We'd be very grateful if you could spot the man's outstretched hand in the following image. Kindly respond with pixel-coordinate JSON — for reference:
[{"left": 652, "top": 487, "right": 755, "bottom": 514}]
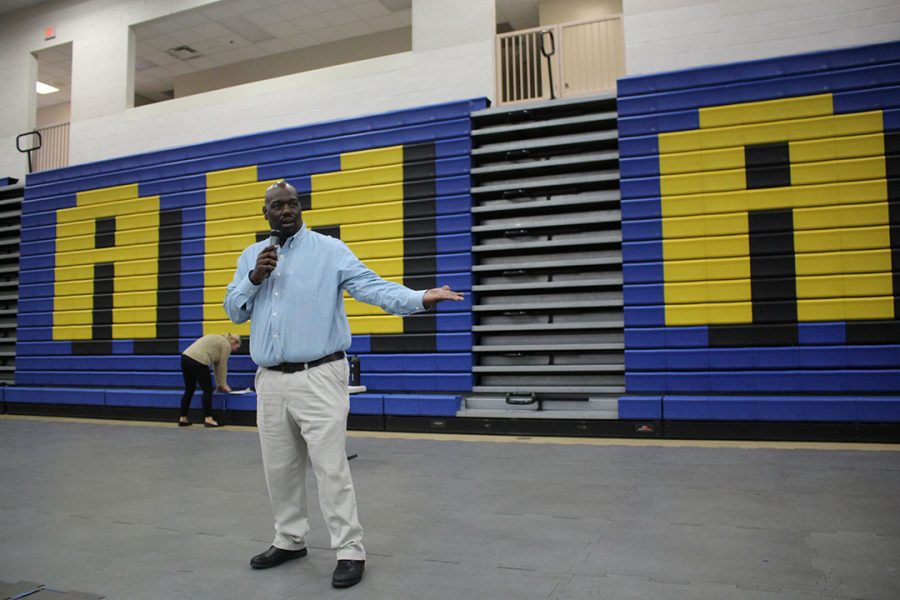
[{"left": 423, "top": 285, "right": 464, "bottom": 308}]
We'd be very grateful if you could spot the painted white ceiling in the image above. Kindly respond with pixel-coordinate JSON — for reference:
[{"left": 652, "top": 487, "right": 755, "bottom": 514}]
[
  {"left": 32, "top": 0, "right": 540, "bottom": 108},
  {"left": 0, "top": 0, "right": 49, "bottom": 15},
  {"left": 35, "top": 41, "right": 71, "bottom": 108}
]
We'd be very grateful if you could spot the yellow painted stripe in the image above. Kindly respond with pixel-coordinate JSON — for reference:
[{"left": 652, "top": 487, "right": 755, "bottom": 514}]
[
  {"left": 206, "top": 179, "right": 275, "bottom": 205},
  {"left": 340, "top": 145, "right": 403, "bottom": 171},
  {"left": 311, "top": 183, "right": 403, "bottom": 209},
  {"left": 791, "top": 132, "right": 885, "bottom": 163},
  {"left": 346, "top": 238, "right": 405, "bottom": 260},
  {"left": 659, "top": 111, "right": 883, "bottom": 155},
  {"left": 55, "top": 275, "right": 159, "bottom": 296},
  {"left": 302, "top": 201, "right": 404, "bottom": 227},
  {"left": 664, "top": 255, "right": 751, "bottom": 283},
  {"left": 798, "top": 296, "right": 895, "bottom": 321},
  {"left": 665, "top": 279, "right": 752, "bottom": 304},
  {"left": 663, "top": 234, "right": 749, "bottom": 261},
  {"left": 794, "top": 225, "right": 891, "bottom": 253},
  {"left": 665, "top": 300, "right": 752, "bottom": 326},
  {"left": 206, "top": 166, "right": 260, "bottom": 189},
  {"left": 659, "top": 132, "right": 887, "bottom": 176},
  {"left": 73, "top": 184, "right": 139, "bottom": 206},
  {"left": 795, "top": 248, "right": 893, "bottom": 276},
  {"left": 662, "top": 180, "right": 888, "bottom": 218},
  {"left": 699, "top": 93, "right": 833, "bottom": 129},
  {"left": 661, "top": 155, "right": 887, "bottom": 197},
  {"left": 312, "top": 163, "right": 403, "bottom": 192},
  {"left": 340, "top": 220, "right": 403, "bottom": 243}
]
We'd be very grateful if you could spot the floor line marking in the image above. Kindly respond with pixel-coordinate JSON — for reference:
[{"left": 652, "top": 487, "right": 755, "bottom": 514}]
[{"left": 2, "top": 414, "right": 898, "bottom": 452}]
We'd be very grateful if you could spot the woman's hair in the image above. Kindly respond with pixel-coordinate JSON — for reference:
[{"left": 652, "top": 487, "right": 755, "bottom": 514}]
[{"left": 223, "top": 333, "right": 241, "bottom": 346}]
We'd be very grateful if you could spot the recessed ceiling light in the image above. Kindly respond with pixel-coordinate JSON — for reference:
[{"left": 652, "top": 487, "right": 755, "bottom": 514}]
[
  {"left": 36, "top": 81, "right": 60, "bottom": 94},
  {"left": 166, "top": 45, "right": 202, "bottom": 60}
]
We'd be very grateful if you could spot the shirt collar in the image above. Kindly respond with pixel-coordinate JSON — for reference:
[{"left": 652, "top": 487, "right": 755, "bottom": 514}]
[{"left": 283, "top": 222, "right": 307, "bottom": 248}]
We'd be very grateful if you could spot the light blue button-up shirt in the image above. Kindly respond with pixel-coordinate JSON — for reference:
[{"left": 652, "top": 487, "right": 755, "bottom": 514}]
[{"left": 224, "top": 224, "right": 426, "bottom": 367}]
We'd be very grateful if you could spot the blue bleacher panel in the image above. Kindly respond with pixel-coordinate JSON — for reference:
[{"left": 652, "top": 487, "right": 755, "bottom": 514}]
[
  {"left": 349, "top": 394, "right": 384, "bottom": 415},
  {"left": 617, "top": 40, "right": 900, "bottom": 422},
  {"left": 617, "top": 395, "right": 662, "bottom": 420},
  {"left": 13, "top": 98, "right": 489, "bottom": 413},
  {"left": 5, "top": 386, "right": 105, "bottom": 405},
  {"left": 382, "top": 394, "right": 461, "bottom": 416}
]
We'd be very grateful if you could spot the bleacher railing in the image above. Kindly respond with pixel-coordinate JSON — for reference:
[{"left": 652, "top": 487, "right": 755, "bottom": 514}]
[
  {"left": 495, "top": 15, "right": 625, "bottom": 106},
  {"left": 32, "top": 122, "right": 70, "bottom": 172}
]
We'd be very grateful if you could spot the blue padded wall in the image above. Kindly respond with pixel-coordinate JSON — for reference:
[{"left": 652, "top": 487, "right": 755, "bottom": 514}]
[
  {"left": 618, "top": 41, "right": 900, "bottom": 421},
  {"left": 14, "top": 99, "right": 486, "bottom": 415}
]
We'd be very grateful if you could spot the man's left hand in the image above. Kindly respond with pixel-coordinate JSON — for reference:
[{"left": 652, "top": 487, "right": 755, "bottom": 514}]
[{"left": 423, "top": 285, "right": 464, "bottom": 307}]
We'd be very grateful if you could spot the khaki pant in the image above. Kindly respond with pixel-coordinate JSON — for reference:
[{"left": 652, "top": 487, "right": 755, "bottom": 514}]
[{"left": 255, "top": 359, "right": 365, "bottom": 560}]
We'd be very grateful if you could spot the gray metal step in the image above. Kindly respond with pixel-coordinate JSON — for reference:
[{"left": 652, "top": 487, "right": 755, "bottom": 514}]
[
  {"left": 473, "top": 365, "right": 623, "bottom": 373},
  {"left": 473, "top": 235, "right": 621, "bottom": 255},
  {"left": 471, "top": 131, "right": 617, "bottom": 158},
  {"left": 456, "top": 408, "right": 620, "bottom": 419},
  {"left": 470, "top": 151, "right": 618, "bottom": 179},
  {"left": 472, "top": 112, "right": 617, "bottom": 141},
  {"left": 473, "top": 343, "right": 623, "bottom": 352},
  {"left": 473, "top": 321, "right": 623, "bottom": 333},
  {"left": 472, "top": 190, "right": 620, "bottom": 215},
  {"left": 472, "top": 213, "right": 619, "bottom": 234},
  {"left": 471, "top": 384, "right": 625, "bottom": 394},
  {"left": 471, "top": 92, "right": 617, "bottom": 123},
  {"left": 472, "top": 256, "right": 620, "bottom": 273},
  {"left": 471, "top": 171, "right": 618, "bottom": 196},
  {"left": 472, "top": 300, "right": 621, "bottom": 313},
  {"left": 472, "top": 277, "right": 621, "bottom": 293}
]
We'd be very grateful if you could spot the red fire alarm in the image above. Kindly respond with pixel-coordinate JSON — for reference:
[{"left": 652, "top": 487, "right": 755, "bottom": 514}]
[{"left": 44, "top": 26, "right": 55, "bottom": 41}]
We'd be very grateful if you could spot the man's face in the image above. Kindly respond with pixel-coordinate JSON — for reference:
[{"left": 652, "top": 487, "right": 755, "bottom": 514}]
[{"left": 263, "top": 185, "right": 302, "bottom": 238}]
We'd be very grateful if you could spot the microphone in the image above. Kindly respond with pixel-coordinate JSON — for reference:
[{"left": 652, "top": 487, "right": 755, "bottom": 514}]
[
  {"left": 262, "top": 229, "right": 283, "bottom": 281},
  {"left": 267, "top": 229, "right": 283, "bottom": 248}
]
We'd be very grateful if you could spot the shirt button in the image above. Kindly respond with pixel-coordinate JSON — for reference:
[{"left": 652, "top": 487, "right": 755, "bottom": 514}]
[{"left": 274, "top": 292, "right": 279, "bottom": 297}]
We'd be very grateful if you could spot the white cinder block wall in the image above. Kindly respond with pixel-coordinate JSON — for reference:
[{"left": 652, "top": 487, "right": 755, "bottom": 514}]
[
  {"left": 0, "top": 0, "right": 496, "bottom": 180},
  {"left": 4, "top": 0, "right": 898, "bottom": 179},
  {"left": 624, "top": 0, "right": 900, "bottom": 75}
]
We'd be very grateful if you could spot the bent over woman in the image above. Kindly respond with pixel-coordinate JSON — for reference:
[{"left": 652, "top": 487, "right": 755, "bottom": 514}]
[{"left": 178, "top": 333, "right": 241, "bottom": 427}]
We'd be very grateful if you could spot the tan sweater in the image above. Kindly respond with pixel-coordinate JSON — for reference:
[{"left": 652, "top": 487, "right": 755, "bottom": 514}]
[{"left": 183, "top": 334, "right": 232, "bottom": 388}]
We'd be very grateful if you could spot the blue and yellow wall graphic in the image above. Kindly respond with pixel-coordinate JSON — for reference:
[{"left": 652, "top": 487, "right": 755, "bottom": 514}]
[
  {"left": 618, "top": 41, "right": 900, "bottom": 421},
  {"left": 13, "top": 100, "right": 486, "bottom": 414}
]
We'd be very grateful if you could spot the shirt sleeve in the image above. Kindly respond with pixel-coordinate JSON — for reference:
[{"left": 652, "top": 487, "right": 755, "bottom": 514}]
[
  {"left": 224, "top": 247, "right": 261, "bottom": 324},
  {"left": 337, "top": 241, "right": 426, "bottom": 316}
]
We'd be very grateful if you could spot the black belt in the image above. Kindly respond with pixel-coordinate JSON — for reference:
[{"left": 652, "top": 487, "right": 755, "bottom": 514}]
[{"left": 266, "top": 351, "right": 345, "bottom": 373}]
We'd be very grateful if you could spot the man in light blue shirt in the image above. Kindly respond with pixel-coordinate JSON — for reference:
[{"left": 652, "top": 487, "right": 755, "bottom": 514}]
[{"left": 224, "top": 180, "right": 462, "bottom": 588}]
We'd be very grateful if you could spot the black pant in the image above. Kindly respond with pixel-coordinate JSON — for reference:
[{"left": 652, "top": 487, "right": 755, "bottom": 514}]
[{"left": 180, "top": 355, "right": 214, "bottom": 417}]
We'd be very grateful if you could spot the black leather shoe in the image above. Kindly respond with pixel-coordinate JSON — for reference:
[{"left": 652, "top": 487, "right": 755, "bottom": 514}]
[
  {"left": 332, "top": 559, "right": 365, "bottom": 588},
  {"left": 249, "top": 545, "right": 307, "bottom": 569}
]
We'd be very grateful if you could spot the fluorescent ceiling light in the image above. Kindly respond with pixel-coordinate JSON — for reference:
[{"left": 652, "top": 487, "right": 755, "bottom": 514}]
[{"left": 36, "top": 81, "right": 59, "bottom": 94}]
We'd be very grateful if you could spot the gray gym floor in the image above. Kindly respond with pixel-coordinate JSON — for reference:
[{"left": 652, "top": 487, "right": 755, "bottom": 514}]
[{"left": 1, "top": 415, "right": 898, "bottom": 600}]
